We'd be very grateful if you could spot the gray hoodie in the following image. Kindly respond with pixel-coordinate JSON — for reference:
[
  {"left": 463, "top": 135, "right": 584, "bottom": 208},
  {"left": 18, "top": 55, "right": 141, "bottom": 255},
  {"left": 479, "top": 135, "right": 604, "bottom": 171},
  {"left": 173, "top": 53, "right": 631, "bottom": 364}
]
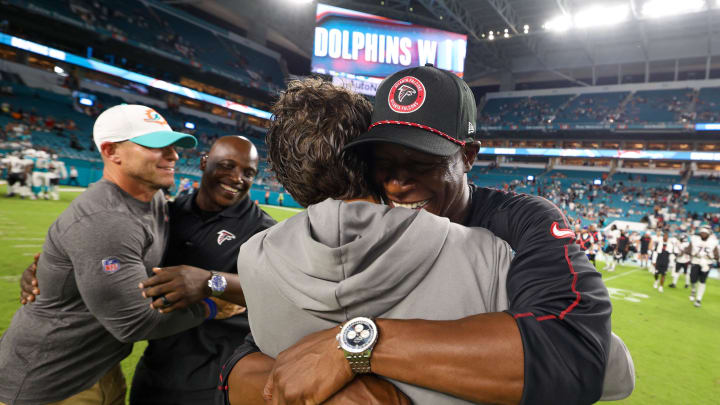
[
  {"left": 237, "top": 199, "right": 634, "bottom": 404},
  {"left": 238, "top": 199, "right": 510, "bottom": 404}
]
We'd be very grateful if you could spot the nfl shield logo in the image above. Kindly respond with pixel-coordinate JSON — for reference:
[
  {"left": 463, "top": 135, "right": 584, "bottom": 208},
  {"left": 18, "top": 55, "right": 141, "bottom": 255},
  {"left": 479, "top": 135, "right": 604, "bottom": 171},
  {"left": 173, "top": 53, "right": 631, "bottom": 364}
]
[{"left": 101, "top": 257, "right": 120, "bottom": 274}]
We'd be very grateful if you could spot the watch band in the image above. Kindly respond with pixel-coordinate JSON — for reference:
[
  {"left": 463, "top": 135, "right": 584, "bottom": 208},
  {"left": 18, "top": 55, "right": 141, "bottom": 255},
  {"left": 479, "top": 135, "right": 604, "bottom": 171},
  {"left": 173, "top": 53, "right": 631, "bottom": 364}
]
[{"left": 345, "top": 350, "right": 372, "bottom": 374}]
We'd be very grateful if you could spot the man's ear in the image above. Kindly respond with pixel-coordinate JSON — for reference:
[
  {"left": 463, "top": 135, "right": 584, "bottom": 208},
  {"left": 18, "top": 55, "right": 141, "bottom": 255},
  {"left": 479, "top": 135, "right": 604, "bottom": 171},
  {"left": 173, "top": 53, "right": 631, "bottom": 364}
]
[
  {"left": 200, "top": 154, "right": 208, "bottom": 171},
  {"left": 100, "top": 142, "right": 121, "bottom": 164},
  {"left": 462, "top": 140, "right": 480, "bottom": 172}
]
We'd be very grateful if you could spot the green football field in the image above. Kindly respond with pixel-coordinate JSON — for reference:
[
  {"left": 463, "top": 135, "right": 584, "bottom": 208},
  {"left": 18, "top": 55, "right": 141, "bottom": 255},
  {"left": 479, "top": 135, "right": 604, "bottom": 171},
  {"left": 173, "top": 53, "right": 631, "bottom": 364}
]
[{"left": 1, "top": 185, "right": 718, "bottom": 404}]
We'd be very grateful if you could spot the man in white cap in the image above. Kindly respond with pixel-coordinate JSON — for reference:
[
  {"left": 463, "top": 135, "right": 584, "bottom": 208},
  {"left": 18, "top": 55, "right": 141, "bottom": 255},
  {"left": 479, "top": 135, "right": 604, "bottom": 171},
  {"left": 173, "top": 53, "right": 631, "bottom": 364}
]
[
  {"left": 0, "top": 105, "right": 218, "bottom": 405},
  {"left": 688, "top": 226, "right": 719, "bottom": 307}
]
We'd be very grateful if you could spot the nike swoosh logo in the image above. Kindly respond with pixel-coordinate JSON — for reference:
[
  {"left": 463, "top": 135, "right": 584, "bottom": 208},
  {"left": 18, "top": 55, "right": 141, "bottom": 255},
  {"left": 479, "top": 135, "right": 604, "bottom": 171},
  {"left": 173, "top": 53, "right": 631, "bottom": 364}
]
[{"left": 550, "top": 222, "right": 575, "bottom": 239}]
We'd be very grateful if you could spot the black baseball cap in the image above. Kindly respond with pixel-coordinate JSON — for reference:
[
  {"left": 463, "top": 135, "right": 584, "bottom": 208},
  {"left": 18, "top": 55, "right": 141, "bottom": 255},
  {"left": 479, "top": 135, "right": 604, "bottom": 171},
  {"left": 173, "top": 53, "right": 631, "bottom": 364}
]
[{"left": 345, "top": 64, "right": 477, "bottom": 156}]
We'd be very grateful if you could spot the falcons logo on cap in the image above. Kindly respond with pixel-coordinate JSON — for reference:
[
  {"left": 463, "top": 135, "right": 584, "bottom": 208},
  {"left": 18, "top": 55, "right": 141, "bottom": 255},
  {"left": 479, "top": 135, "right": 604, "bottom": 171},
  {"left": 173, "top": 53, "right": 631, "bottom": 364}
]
[
  {"left": 217, "top": 230, "right": 236, "bottom": 246},
  {"left": 397, "top": 85, "right": 417, "bottom": 103}
]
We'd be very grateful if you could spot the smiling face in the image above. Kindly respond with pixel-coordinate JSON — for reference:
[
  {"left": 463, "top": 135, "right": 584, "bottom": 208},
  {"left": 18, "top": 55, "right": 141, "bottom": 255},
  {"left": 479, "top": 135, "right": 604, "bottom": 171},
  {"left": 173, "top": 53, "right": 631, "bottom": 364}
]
[
  {"left": 370, "top": 142, "right": 474, "bottom": 224},
  {"left": 197, "top": 136, "right": 258, "bottom": 212},
  {"left": 116, "top": 141, "right": 178, "bottom": 190}
]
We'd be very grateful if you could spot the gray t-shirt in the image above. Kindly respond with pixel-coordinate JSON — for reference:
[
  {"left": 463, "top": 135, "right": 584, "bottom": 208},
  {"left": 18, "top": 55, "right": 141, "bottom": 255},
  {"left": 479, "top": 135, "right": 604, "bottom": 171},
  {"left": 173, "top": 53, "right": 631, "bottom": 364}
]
[{"left": 0, "top": 179, "right": 205, "bottom": 405}]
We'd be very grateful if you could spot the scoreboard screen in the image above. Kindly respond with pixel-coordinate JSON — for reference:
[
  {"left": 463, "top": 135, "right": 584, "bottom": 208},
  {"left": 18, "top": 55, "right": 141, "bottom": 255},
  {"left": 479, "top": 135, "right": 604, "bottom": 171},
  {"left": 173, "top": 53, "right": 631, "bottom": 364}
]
[{"left": 312, "top": 4, "right": 467, "bottom": 82}]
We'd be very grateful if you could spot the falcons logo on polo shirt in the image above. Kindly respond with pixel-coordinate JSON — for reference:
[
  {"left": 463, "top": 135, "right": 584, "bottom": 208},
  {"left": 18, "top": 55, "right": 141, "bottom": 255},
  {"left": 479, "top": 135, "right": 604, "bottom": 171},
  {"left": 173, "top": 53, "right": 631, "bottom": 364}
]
[{"left": 217, "top": 230, "right": 236, "bottom": 246}]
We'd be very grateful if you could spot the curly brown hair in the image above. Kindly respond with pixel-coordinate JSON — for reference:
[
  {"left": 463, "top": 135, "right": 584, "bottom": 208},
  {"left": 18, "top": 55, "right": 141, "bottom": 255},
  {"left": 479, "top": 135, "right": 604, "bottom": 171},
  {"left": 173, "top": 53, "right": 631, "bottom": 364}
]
[{"left": 266, "top": 78, "right": 374, "bottom": 207}]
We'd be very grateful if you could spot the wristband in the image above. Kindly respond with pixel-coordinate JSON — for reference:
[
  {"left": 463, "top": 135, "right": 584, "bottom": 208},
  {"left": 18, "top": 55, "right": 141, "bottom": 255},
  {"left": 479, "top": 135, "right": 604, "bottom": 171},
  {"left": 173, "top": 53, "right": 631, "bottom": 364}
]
[{"left": 203, "top": 297, "right": 218, "bottom": 320}]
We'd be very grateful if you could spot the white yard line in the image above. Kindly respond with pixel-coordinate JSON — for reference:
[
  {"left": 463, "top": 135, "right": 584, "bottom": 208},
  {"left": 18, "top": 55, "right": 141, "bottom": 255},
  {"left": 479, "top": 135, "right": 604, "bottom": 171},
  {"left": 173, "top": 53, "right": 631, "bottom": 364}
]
[
  {"left": 1, "top": 237, "right": 44, "bottom": 241},
  {"left": 603, "top": 269, "right": 641, "bottom": 282},
  {"left": 259, "top": 204, "right": 303, "bottom": 213},
  {"left": 59, "top": 187, "right": 86, "bottom": 192}
]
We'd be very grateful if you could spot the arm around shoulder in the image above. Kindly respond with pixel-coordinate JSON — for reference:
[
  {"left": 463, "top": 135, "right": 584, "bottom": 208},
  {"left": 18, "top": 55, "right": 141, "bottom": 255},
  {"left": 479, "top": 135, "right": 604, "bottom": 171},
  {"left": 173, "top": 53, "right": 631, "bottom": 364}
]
[{"left": 64, "top": 213, "right": 205, "bottom": 342}]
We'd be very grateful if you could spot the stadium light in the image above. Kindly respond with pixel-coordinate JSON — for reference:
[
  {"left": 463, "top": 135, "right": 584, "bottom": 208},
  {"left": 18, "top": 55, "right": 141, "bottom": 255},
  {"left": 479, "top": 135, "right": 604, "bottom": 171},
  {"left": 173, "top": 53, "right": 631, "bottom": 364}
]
[
  {"left": 488, "top": 32, "right": 495, "bottom": 40},
  {"left": 184, "top": 121, "right": 196, "bottom": 130},
  {"left": 574, "top": 4, "right": 629, "bottom": 28},
  {"left": 78, "top": 97, "right": 94, "bottom": 106},
  {"left": 642, "top": 0, "right": 705, "bottom": 19},
  {"left": 543, "top": 15, "right": 572, "bottom": 32},
  {"left": 53, "top": 66, "right": 67, "bottom": 77}
]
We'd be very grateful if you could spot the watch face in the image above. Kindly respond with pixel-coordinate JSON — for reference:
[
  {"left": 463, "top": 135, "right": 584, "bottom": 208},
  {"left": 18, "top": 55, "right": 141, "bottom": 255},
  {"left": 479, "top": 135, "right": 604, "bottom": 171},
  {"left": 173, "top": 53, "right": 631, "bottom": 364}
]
[
  {"left": 340, "top": 318, "right": 377, "bottom": 353},
  {"left": 211, "top": 275, "right": 227, "bottom": 291}
]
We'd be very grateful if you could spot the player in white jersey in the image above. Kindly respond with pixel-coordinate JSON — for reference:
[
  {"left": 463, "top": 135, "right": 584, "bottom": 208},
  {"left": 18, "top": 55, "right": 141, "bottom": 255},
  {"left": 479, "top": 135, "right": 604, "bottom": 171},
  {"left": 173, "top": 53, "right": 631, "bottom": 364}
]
[
  {"left": 1, "top": 153, "right": 18, "bottom": 196},
  {"left": 669, "top": 234, "right": 691, "bottom": 289},
  {"left": 651, "top": 233, "right": 676, "bottom": 293},
  {"left": 32, "top": 150, "right": 51, "bottom": 199},
  {"left": 603, "top": 224, "right": 621, "bottom": 271},
  {"left": 12, "top": 149, "right": 36, "bottom": 199},
  {"left": 628, "top": 231, "right": 641, "bottom": 266},
  {"left": 21, "top": 149, "right": 38, "bottom": 199},
  {"left": 688, "top": 227, "right": 719, "bottom": 307},
  {"left": 47, "top": 155, "right": 68, "bottom": 200}
]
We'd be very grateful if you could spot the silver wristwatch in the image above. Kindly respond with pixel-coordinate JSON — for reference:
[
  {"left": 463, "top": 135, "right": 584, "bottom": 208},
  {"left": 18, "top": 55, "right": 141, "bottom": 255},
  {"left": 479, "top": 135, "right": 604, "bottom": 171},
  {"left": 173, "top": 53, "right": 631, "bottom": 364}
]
[
  {"left": 207, "top": 271, "right": 227, "bottom": 297},
  {"left": 336, "top": 317, "right": 378, "bottom": 374}
]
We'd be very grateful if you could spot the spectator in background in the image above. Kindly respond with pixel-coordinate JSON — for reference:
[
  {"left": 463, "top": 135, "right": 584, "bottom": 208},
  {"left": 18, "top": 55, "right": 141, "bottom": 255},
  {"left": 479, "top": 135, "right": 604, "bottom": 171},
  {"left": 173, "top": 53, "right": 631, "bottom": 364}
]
[{"left": 44, "top": 116, "right": 55, "bottom": 132}]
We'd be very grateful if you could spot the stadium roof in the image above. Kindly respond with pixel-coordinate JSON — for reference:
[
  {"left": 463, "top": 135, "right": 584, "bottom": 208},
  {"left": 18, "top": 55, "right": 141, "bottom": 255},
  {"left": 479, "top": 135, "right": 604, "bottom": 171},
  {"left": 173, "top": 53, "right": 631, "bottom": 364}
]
[{"left": 188, "top": 0, "right": 720, "bottom": 87}]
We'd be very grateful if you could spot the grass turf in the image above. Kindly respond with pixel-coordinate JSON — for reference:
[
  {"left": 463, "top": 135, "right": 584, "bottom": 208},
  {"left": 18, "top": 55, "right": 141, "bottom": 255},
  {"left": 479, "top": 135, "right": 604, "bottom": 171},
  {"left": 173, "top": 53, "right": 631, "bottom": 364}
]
[{"left": 0, "top": 185, "right": 718, "bottom": 404}]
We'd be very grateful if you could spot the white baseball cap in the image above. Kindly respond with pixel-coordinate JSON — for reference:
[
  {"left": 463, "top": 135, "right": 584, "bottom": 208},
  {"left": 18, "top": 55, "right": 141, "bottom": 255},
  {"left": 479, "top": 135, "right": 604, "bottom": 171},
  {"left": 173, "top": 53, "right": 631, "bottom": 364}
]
[{"left": 93, "top": 104, "right": 197, "bottom": 152}]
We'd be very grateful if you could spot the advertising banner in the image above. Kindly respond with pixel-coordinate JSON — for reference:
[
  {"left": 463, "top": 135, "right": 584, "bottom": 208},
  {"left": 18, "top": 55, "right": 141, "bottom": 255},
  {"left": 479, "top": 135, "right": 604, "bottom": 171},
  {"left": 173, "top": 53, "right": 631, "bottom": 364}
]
[{"left": 478, "top": 147, "right": 720, "bottom": 161}]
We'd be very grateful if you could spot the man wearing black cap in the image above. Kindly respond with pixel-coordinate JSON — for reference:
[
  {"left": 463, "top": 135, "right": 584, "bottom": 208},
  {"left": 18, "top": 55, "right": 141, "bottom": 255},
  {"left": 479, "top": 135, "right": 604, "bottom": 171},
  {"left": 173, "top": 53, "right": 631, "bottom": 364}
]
[{"left": 230, "top": 66, "right": 616, "bottom": 405}]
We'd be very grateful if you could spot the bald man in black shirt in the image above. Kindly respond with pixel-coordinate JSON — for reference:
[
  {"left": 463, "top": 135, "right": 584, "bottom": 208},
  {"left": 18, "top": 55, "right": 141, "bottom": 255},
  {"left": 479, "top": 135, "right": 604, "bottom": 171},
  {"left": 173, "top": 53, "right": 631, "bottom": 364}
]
[{"left": 131, "top": 136, "right": 276, "bottom": 405}]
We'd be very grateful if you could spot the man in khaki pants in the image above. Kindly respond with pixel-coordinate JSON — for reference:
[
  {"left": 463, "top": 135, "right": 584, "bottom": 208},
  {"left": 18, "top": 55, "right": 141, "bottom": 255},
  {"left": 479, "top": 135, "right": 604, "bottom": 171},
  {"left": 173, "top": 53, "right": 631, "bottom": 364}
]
[
  {"left": 0, "top": 105, "right": 213, "bottom": 405},
  {"left": 38, "top": 366, "right": 126, "bottom": 405}
]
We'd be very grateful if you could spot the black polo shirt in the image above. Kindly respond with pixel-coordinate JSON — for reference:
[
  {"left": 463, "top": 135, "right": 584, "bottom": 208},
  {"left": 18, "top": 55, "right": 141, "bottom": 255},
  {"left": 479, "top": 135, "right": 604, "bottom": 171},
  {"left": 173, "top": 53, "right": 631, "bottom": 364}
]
[{"left": 130, "top": 193, "right": 276, "bottom": 405}]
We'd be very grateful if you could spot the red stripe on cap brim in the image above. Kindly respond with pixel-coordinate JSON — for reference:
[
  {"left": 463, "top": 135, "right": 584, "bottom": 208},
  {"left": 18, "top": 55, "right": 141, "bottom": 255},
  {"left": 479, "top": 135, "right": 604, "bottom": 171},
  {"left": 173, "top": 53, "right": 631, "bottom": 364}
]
[{"left": 369, "top": 121, "right": 465, "bottom": 147}]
